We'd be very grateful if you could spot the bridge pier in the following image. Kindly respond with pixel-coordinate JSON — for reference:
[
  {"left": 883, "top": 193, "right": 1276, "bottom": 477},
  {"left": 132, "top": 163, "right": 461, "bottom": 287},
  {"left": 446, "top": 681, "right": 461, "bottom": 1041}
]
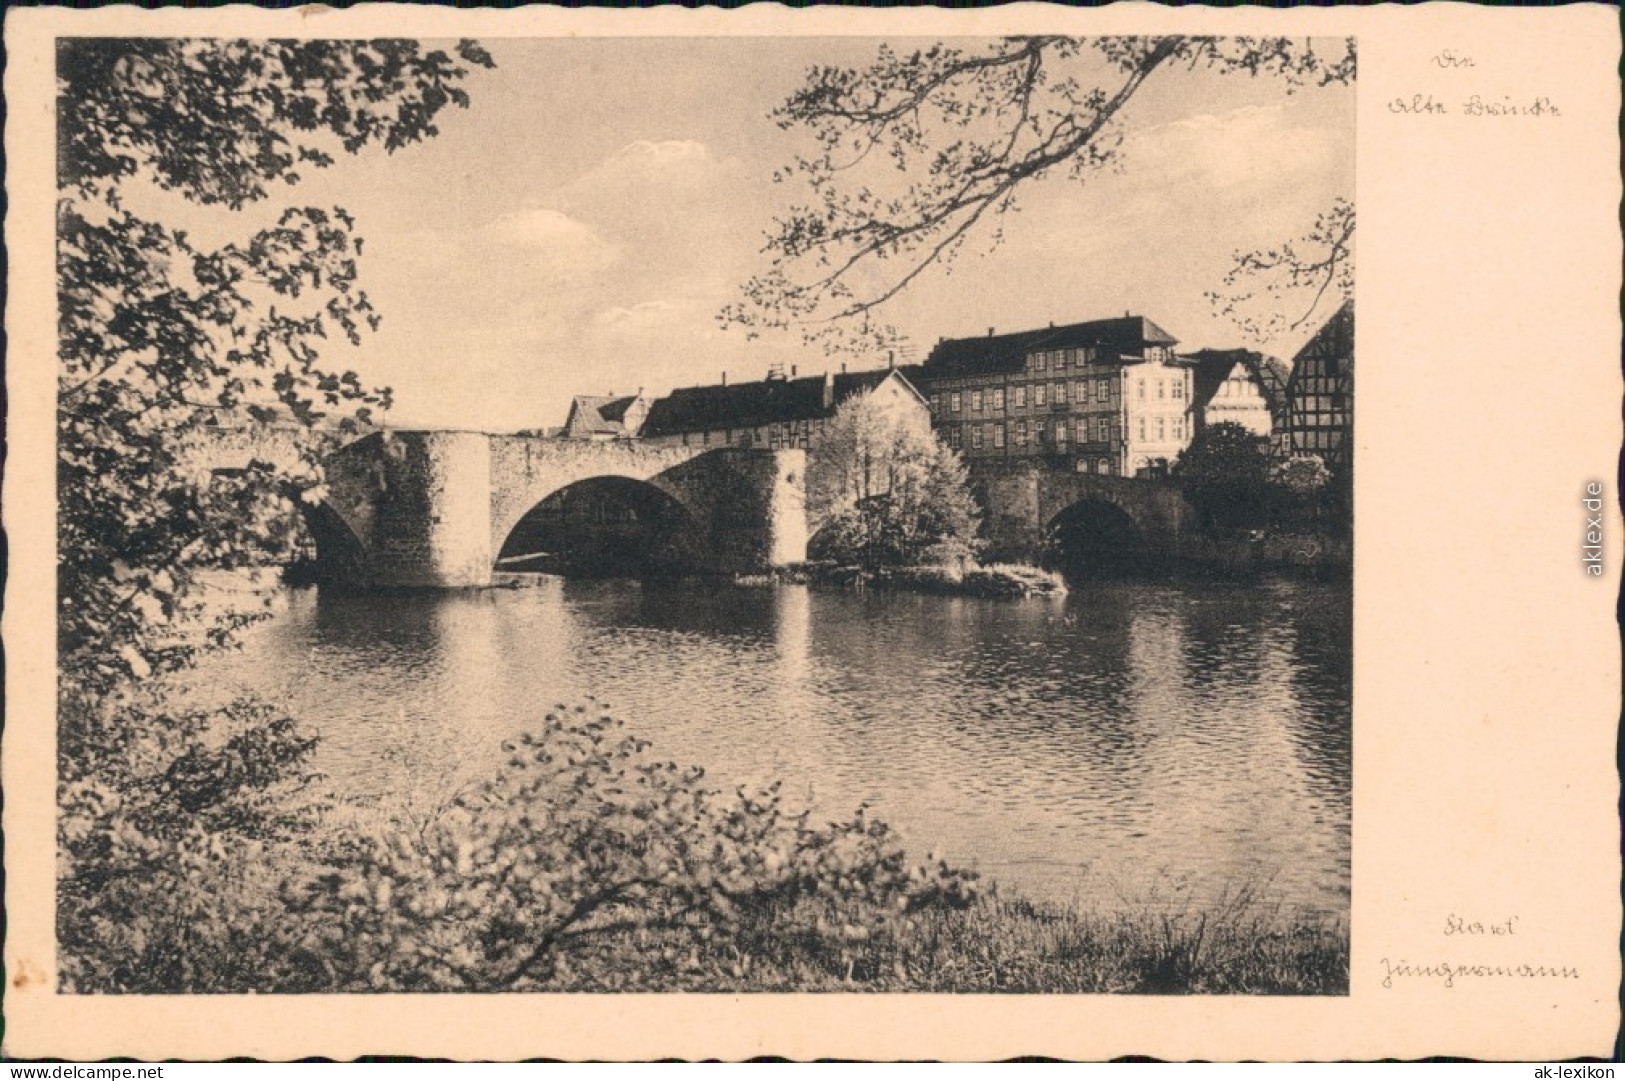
[{"left": 364, "top": 430, "right": 495, "bottom": 588}]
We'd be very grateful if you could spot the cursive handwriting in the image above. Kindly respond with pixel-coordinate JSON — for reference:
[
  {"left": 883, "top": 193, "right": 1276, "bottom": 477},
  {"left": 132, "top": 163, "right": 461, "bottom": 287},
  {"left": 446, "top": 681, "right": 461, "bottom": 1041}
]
[
  {"left": 1380, "top": 957, "right": 1579, "bottom": 989},
  {"left": 1444, "top": 912, "right": 1518, "bottom": 936},
  {"left": 1433, "top": 49, "right": 1476, "bottom": 69},
  {"left": 1387, "top": 94, "right": 1561, "bottom": 118}
]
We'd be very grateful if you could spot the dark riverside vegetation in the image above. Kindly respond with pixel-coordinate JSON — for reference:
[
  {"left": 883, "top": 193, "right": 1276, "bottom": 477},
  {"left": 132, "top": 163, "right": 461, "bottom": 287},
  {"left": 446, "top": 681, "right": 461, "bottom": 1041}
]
[
  {"left": 60, "top": 697, "right": 1347, "bottom": 994},
  {"left": 740, "top": 560, "right": 1069, "bottom": 598}
]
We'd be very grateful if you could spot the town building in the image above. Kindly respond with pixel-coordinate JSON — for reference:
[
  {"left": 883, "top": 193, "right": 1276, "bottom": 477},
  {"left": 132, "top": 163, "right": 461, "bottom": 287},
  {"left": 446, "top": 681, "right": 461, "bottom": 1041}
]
[
  {"left": 1283, "top": 300, "right": 1354, "bottom": 471},
  {"left": 559, "top": 393, "right": 649, "bottom": 441},
  {"left": 639, "top": 366, "right": 929, "bottom": 451},
  {"left": 916, "top": 315, "right": 1196, "bottom": 477},
  {"left": 1186, "top": 348, "right": 1292, "bottom": 441}
]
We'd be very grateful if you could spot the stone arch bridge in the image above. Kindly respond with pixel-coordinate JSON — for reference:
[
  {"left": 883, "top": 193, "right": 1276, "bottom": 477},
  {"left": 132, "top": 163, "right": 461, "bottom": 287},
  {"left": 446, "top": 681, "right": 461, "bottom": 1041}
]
[
  {"left": 202, "top": 427, "right": 808, "bottom": 588},
  {"left": 968, "top": 461, "right": 1196, "bottom": 566}
]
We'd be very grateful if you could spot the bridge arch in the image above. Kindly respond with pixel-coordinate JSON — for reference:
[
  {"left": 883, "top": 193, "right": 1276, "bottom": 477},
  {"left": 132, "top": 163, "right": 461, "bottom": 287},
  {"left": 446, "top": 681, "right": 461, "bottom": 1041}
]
[
  {"left": 291, "top": 500, "right": 370, "bottom": 585},
  {"left": 494, "top": 475, "right": 701, "bottom": 576},
  {"left": 1043, "top": 497, "right": 1149, "bottom": 581}
]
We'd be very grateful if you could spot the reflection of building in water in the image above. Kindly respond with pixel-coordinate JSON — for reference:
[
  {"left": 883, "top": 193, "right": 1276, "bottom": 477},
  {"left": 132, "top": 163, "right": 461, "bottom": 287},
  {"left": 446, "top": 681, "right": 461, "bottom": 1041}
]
[{"left": 1283, "top": 300, "right": 1355, "bottom": 470}]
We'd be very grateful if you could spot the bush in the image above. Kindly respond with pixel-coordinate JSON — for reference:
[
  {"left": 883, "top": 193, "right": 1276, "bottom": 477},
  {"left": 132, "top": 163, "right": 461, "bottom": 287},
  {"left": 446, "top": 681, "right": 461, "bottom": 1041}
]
[
  {"left": 273, "top": 701, "right": 979, "bottom": 992},
  {"left": 961, "top": 563, "right": 1068, "bottom": 598}
]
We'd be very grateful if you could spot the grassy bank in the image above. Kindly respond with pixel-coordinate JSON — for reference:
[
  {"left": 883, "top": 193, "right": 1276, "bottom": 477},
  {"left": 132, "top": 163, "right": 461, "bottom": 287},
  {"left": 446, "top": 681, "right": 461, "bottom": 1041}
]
[{"left": 526, "top": 892, "right": 1348, "bottom": 994}]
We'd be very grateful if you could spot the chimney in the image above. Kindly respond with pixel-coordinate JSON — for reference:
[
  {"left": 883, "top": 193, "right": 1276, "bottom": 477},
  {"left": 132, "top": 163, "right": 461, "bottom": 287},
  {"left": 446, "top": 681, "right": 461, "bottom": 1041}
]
[
  {"left": 721, "top": 371, "right": 727, "bottom": 386},
  {"left": 822, "top": 371, "right": 835, "bottom": 410},
  {"left": 840, "top": 362, "right": 847, "bottom": 374},
  {"left": 791, "top": 364, "right": 798, "bottom": 377},
  {"left": 886, "top": 350, "right": 895, "bottom": 370},
  {"left": 988, "top": 327, "right": 995, "bottom": 337}
]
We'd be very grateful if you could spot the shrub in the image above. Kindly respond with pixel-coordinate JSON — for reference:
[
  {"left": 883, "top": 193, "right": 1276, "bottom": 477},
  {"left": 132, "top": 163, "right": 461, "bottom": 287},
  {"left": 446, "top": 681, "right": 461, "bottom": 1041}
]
[{"left": 276, "top": 701, "right": 979, "bottom": 991}]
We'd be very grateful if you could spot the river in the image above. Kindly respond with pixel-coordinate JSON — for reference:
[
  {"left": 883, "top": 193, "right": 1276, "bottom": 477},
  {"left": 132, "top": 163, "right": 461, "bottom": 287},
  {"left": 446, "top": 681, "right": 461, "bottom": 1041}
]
[{"left": 199, "top": 575, "right": 1351, "bottom": 918}]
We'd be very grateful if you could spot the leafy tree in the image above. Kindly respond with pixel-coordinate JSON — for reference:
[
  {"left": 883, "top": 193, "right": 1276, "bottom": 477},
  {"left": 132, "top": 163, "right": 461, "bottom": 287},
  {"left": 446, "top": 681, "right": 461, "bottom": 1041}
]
[
  {"left": 1171, "top": 421, "right": 1272, "bottom": 531},
  {"left": 723, "top": 35, "right": 1355, "bottom": 353},
  {"left": 1268, "top": 452, "right": 1335, "bottom": 527},
  {"left": 807, "top": 393, "right": 981, "bottom": 568},
  {"left": 56, "top": 37, "right": 494, "bottom": 990},
  {"left": 1208, "top": 198, "right": 1355, "bottom": 343}
]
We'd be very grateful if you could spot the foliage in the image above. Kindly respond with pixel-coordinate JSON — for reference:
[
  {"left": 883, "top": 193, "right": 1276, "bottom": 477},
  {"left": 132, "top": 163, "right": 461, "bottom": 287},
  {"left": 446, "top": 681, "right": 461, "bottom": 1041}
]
[
  {"left": 1171, "top": 421, "right": 1273, "bottom": 531},
  {"left": 1208, "top": 198, "right": 1355, "bottom": 343},
  {"left": 273, "top": 703, "right": 979, "bottom": 992},
  {"left": 723, "top": 35, "right": 1355, "bottom": 353},
  {"left": 1271, "top": 453, "right": 1332, "bottom": 497},
  {"left": 807, "top": 392, "right": 982, "bottom": 567},
  {"left": 56, "top": 37, "right": 493, "bottom": 987}
]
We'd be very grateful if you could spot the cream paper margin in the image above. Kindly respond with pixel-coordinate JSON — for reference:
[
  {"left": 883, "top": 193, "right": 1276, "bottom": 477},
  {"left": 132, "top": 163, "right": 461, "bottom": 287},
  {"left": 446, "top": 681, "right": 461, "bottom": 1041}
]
[{"left": 4, "top": 2, "right": 1620, "bottom": 1062}]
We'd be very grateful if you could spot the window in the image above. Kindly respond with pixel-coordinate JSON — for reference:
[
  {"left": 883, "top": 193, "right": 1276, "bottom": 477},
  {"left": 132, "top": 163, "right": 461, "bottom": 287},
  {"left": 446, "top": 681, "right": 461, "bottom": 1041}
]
[
  {"left": 1053, "top": 350, "right": 1066, "bottom": 370},
  {"left": 1014, "top": 385, "right": 1026, "bottom": 408},
  {"left": 1052, "top": 383, "right": 1064, "bottom": 407},
  {"left": 932, "top": 394, "right": 943, "bottom": 414},
  {"left": 971, "top": 389, "right": 983, "bottom": 412},
  {"left": 993, "top": 424, "right": 1006, "bottom": 449},
  {"left": 681, "top": 432, "right": 691, "bottom": 447},
  {"left": 950, "top": 392, "right": 962, "bottom": 413},
  {"left": 1157, "top": 380, "right": 1165, "bottom": 399},
  {"left": 1172, "top": 379, "right": 1184, "bottom": 400},
  {"left": 724, "top": 429, "right": 733, "bottom": 445},
  {"left": 1096, "top": 418, "right": 1110, "bottom": 442},
  {"left": 1138, "top": 417, "right": 1147, "bottom": 440},
  {"left": 1074, "top": 417, "right": 1087, "bottom": 443},
  {"left": 1015, "top": 419, "right": 1028, "bottom": 446},
  {"left": 1173, "top": 418, "right": 1183, "bottom": 440},
  {"left": 1096, "top": 379, "right": 1109, "bottom": 403},
  {"left": 1030, "top": 352, "right": 1046, "bottom": 371},
  {"left": 1034, "top": 383, "right": 1047, "bottom": 407},
  {"left": 992, "top": 388, "right": 1006, "bottom": 411},
  {"left": 1055, "top": 420, "right": 1068, "bottom": 446},
  {"left": 1137, "top": 379, "right": 1146, "bottom": 401},
  {"left": 1072, "top": 381, "right": 1085, "bottom": 404},
  {"left": 1157, "top": 417, "right": 1166, "bottom": 441},
  {"left": 1096, "top": 459, "right": 1110, "bottom": 475},
  {"left": 971, "top": 426, "right": 983, "bottom": 450}
]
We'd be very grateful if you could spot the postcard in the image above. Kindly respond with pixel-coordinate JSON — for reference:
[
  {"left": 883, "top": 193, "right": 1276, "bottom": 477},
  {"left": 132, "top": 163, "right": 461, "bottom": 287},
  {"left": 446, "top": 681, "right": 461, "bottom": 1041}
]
[{"left": 4, "top": 2, "right": 1619, "bottom": 1062}]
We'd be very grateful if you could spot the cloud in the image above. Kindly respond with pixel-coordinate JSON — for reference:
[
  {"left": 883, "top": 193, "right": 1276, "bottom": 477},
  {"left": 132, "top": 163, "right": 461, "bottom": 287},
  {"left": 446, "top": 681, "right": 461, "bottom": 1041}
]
[
  {"left": 1126, "top": 105, "right": 1344, "bottom": 190},
  {"left": 560, "top": 139, "right": 737, "bottom": 203}
]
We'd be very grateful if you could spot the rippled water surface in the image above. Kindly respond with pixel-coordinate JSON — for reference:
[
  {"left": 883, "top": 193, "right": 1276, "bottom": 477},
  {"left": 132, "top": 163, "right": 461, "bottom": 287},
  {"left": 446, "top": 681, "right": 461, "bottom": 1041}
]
[{"left": 203, "top": 576, "right": 1351, "bottom": 915}]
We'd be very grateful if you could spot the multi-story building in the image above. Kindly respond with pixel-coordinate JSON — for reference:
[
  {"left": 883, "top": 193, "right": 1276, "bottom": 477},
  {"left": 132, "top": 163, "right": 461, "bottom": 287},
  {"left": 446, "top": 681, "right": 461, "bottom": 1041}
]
[
  {"left": 1187, "top": 348, "right": 1291, "bottom": 441},
  {"left": 1283, "top": 300, "right": 1354, "bottom": 471},
  {"left": 917, "top": 315, "right": 1196, "bottom": 477},
  {"left": 639, "top": 366, "right": 928, "bottom": 451},
  {"left": 559, "top": 393, "right": 649, "bottom": 441}
]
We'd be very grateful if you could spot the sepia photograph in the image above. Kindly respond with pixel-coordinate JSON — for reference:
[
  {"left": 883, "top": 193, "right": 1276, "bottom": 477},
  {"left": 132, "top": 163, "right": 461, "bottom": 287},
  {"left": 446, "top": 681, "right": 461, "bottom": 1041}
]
[
  {"left": 9, "top": 1, "right": 1619, "bottom": 1062},
  {"left": 52, "top": 31, "right": 1356, "bottom": 996}
]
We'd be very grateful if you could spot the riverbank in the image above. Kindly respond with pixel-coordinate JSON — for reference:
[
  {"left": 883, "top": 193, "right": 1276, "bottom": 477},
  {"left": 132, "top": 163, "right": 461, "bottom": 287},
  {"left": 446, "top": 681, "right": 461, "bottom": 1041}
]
[
  {"left": 484, "top": 890, "right": 1348, "bottom": 994},
  {"left": 741, "top": 560, "right": 1068, "bottom": 598}
]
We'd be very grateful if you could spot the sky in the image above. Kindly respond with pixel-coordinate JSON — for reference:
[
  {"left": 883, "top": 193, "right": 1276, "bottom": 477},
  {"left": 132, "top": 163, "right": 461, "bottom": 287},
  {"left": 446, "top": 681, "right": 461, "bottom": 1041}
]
[{"left": 149, "top": 37, "right": 1354, "bottom": 432}]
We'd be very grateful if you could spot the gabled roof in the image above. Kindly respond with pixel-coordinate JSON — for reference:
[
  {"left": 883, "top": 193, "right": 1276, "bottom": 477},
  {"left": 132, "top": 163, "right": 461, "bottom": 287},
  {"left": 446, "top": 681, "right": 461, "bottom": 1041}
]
[
  {"left": 923, "top": 315, "right": 1181, "bottom": 379},
  {"left": 641, "top": 367, "right": 922, "bottom": 437},
  {"left": 1286, "top": 299, "right": 1355, "bottom": 394},
  {"left": 1187, "top": 348, "right": 1292, "bottom": 419},
  {"left": 564, "top": 394, "right": 643, "bottom": 437}
]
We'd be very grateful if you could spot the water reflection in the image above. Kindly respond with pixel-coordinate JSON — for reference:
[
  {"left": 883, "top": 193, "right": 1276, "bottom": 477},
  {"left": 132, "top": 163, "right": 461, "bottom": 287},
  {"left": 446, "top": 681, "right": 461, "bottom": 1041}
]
[{"left": 198, "top": 575, "right": 1352, "bottom": 917}]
